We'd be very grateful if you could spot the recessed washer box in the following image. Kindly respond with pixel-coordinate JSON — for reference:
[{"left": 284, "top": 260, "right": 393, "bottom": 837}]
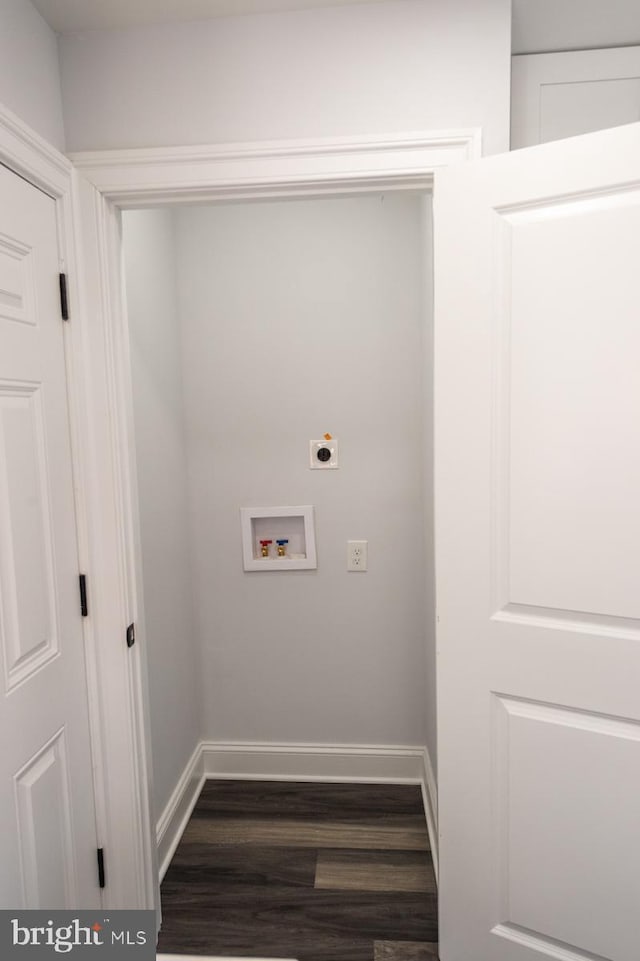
[{"left": 240, "top": 506, "right": 317, "bottom": 571}]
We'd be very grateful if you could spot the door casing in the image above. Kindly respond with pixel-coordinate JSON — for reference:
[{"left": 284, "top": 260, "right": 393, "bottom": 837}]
[{"left": 5, "top": 118, "right": 480, "bottom": 913}]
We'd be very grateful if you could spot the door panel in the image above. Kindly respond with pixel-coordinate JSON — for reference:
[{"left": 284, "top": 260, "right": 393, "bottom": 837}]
[
  {"left": 0, "top": 164, "right": 99, "bottom": 909},
  {"left": 0, "top": 383, "right": 58, "bottom": 688},
  {"left": 505, "top": 195, "right": 640, "bottom": 620},
  {"left": 434, "top": 123, "right": 640, "bottom": 960},
  {"left": 493, "top": 696, "right": 640, "bottom": 960},
  {"left": 14, "top": 729, "right": 76, "bottom": 908},
  {"left": 0, "top": 232, "right": 35, "bottom": 325}
]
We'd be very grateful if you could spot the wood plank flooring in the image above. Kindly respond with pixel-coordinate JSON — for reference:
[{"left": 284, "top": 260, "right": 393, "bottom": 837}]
[{"left": 157, "top": 780, "right": 438, "bottom": 961}]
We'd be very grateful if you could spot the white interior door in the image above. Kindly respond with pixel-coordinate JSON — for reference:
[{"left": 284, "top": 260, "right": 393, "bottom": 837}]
[
  {"left": 0, "top": 163, "right": 100, "bottom": 908},
  {"left": 511, "top": 46, "right": 640, "bottom": 148},
  {"left": 434, "top": 122, "right": 640, "bottom": 961}
]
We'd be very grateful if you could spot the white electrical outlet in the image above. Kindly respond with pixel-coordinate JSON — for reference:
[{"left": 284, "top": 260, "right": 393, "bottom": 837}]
[{"left": 347, "top": 540, "right": 368, "bottom": 572}]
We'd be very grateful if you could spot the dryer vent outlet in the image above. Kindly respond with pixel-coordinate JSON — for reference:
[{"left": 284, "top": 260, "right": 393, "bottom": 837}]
[{"left": 310, "top": 438, "right": 339, "bottom": 469}]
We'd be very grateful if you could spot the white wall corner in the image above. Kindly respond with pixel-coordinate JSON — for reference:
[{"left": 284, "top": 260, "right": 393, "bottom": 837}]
[{"left": 156, "top": 744, "right": 205, "bottom": 881}]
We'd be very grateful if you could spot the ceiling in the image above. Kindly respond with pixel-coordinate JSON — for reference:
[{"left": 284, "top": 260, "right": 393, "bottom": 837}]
[
  {"left": 32, "top": 0, "right": 640, "bottom": 50},
  {"left": 32, "top": 0, "right": 397, "bottom": 33}
]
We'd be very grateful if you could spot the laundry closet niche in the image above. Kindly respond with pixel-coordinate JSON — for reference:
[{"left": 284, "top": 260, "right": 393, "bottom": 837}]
[{"left": 122, "top": 193, "right": 435, "bottom": 833}]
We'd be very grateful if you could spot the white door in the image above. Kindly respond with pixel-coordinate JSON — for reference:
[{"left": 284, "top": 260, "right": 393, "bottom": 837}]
[
  {"left": 0, "top": 164, "right": 100, "bottom": 908},
  {"left": 434, "top": 121, "right": 640, "bottom": 961}
]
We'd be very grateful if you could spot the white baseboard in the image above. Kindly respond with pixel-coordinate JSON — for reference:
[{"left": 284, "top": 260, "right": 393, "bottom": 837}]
[
  {"left": 201, "top": 741, "right": 426, "bottom": 782},
  {"left": 420, "top": 747, "right": 439, "bottom": 883},
  {"left": 156, "top": 744, "right": 205, "bottom": 881},
  {"left": 156, "top": 740, "right": 438, "bottom": 884}
]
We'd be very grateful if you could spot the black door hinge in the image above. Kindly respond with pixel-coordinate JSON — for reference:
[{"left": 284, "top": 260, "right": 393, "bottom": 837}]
[
  {"left": 126, "top": 623, "right": 136, "bottom": 648},
  {"left": 59, "top": 273, "right": 69, "bottom": 321},
  {"left": 96, "top": 848, "right": 105, "bottom": 889},
  {"left": 79, "top": 574, "right": 88, "bottom": 617}
]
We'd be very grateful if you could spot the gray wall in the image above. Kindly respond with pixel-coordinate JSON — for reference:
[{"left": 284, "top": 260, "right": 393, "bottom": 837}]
[
  {"left": 59, "top": 0, "right": 511, "bottom": 154},
  {"left": 0, "top": 0, "right": 65, "bottom": 149},
  {"left": 123, "top": 209, "right": 201, "bottom": 821},
  {"left": 175, "top": 194, "right": 431, "bottom": 748}
]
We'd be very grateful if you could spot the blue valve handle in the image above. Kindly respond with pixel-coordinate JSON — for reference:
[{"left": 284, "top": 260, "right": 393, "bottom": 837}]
[{"left": 276, "top": 539, "right": 289, "bottom": 545}]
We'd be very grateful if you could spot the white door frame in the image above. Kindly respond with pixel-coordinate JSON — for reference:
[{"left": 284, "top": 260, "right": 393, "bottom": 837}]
[
  {"left": 0, "top": 105, "right": 109, "bottom": 904},
  {"left": 67, "top": 126, "right": 480, "bottom": 911}
]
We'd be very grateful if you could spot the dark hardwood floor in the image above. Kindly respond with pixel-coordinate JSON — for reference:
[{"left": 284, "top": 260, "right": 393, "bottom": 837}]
[{"left": 157, "top": 780, "right": 438, "bottom": 960}]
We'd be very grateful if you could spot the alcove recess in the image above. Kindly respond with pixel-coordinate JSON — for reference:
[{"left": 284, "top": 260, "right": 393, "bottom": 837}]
[{"left": 240, "top": 506, "right": 317, "bottom": 571}]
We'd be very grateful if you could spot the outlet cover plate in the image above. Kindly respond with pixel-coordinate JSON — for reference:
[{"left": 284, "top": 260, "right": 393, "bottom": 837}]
[
  {"left": 310, "top": 438, "right": 339, "bottom": 469},
  {"left": 347, "top": 540, "right": 368, "bottom": 571}
]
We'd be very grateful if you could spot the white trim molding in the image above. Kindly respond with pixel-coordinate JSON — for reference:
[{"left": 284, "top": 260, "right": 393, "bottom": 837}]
[
  {"left": 201, "top": 741, "right": 427, "bottom": 782},
  {"left": 71, "top": 127, "right": 468, "bottom": 914},
  {"left": 71, "top": 128, "right": 481, "bottom": 205},
  {"left": 157, "top": 746, "right": 205, "bottom": 881},
  {"left": 0, "top": 102, "right": 71, "bottom": 192},
  {"left": 421, "top": 747, "right": 439, "bottom": 882}
]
